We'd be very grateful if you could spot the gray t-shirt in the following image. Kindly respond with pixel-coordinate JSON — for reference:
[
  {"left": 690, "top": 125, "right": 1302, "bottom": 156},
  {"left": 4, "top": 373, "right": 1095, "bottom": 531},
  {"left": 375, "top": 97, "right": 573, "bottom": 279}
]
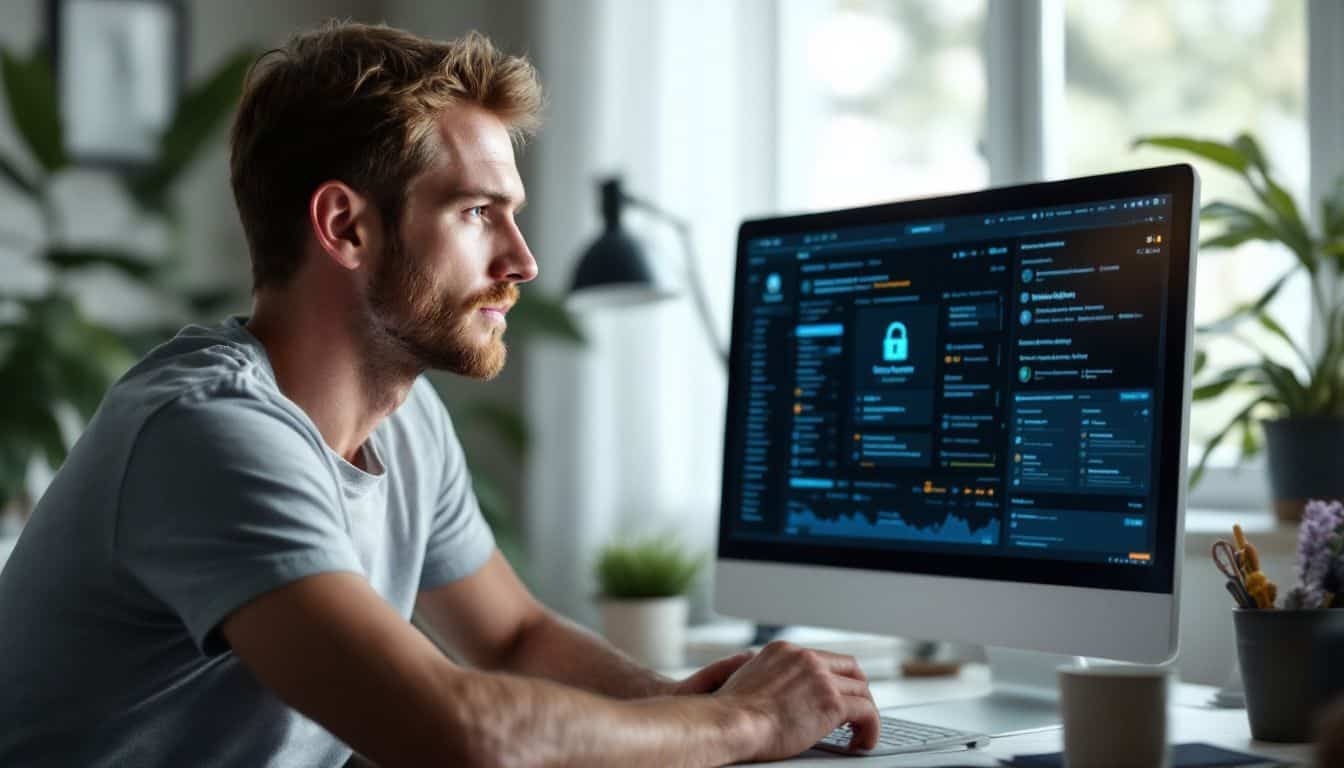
[{"left": 0, "top": 318, "right": 496, "bottom": 766}]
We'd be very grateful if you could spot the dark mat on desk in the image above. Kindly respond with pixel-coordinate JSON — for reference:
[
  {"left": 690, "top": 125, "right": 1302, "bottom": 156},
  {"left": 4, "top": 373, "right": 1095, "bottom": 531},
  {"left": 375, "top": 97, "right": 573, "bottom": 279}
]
[{"left": 1002, "top": 742, "right": 1291, "bottom": 767}]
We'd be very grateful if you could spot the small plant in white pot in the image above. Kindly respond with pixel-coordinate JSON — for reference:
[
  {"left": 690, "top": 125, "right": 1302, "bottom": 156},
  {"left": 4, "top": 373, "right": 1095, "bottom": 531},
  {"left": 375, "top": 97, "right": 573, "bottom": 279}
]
[{"left": 595, "top": 536, "right": 704, "bottom": 670}]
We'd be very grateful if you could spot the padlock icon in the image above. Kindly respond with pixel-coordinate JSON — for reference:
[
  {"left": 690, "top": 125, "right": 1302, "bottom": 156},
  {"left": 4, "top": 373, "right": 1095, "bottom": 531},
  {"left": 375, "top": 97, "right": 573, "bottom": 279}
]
[{"left": 883, "top": 321, "right": 909, "bottom": 362}]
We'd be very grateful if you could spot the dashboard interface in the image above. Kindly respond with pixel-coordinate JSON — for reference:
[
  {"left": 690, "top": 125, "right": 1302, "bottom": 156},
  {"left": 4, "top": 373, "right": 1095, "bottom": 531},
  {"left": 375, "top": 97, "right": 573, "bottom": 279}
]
[{"left": 719, "top": 168, "right": 1196, "bottom": 592}]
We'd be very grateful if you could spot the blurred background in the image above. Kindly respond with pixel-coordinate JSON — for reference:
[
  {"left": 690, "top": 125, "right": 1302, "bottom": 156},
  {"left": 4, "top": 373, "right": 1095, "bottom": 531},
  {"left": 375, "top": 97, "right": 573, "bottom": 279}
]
[{"left": 1, "top": 0, "right": 1341, "bottom": 688}]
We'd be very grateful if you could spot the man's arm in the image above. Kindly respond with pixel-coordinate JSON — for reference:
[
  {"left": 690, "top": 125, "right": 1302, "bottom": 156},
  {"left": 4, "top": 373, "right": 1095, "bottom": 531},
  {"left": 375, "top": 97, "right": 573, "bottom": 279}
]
[
  {"left": 223, "top": 570, "right": 880, "bottom": 767},
  {"left": 417, "top": 551, "right": 741, "bottom": 698}
]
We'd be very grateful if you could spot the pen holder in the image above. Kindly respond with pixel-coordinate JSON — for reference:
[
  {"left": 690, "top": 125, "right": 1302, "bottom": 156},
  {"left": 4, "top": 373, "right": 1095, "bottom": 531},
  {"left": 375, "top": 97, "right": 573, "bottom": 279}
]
[{"left": 1234, "top": 608, "right": 1344, "bottom": 742}]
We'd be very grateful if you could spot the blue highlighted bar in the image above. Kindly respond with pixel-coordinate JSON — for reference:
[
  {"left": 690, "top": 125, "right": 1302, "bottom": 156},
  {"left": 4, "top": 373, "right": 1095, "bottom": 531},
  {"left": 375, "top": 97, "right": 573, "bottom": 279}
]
[
  {"left": 789, "top": 477, "right": 835, "bottom": 489},
  {"left": 1014, "top": 393, "right": 1076, "bottom": 402},
  {"left": 796, "top": 323, "right": 845, "bottom": 338},
  {"left": 1119, "top": 391, "right": 1152, "bottom": 401},
  {"left": 906, "top": 222, "right": 945, "bottom": 235}
]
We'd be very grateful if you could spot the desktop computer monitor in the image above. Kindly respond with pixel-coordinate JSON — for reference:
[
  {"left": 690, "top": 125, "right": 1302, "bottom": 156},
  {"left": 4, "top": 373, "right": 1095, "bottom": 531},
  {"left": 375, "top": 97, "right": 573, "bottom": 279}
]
[{"left": 715, "top": 165, "right": 1199, "bottom": 671}]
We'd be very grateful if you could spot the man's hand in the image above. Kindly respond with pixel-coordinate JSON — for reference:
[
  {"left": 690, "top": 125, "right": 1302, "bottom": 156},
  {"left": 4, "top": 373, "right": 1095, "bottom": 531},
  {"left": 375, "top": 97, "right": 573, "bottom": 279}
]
[
  {"left": 670, "top": 651, "right": 756, "bottom": 695},
  {"left": 713, "top": 641, "right": 880, "bottom": 761}
]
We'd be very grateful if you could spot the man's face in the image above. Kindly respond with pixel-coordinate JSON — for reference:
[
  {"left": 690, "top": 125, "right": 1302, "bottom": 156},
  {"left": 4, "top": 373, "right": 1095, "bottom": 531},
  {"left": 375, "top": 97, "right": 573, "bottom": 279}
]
[{"left": 367, "top": 106, "right": 537, "bottom": 379}]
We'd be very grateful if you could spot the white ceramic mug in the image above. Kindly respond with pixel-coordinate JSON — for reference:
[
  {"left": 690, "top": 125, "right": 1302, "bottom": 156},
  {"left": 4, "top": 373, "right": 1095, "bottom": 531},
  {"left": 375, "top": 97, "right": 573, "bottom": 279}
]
[{"left": 1059, "top": 664, "right": 1169, "bottom": 768}]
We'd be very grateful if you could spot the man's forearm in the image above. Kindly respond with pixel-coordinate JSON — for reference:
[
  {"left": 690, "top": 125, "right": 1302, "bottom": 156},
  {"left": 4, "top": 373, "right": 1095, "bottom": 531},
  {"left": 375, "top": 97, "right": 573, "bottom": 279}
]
[
  {"left": 432, "top": 666, "right": 760, "bottom": 768},
  {"left": 497, "top": 611, "right": 677, "bottom": 698}
]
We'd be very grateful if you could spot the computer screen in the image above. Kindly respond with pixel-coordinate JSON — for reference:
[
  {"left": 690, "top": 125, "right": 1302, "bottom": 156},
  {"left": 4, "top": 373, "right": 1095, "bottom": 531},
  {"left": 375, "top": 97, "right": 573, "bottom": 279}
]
[{"left": 718, "top": 165, "right": 1198, "bottom": 598}]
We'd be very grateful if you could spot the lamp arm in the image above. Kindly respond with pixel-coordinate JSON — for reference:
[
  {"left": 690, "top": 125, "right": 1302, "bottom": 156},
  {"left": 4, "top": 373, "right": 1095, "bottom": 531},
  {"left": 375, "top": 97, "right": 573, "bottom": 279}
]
[{"left": 622, "top": 195, "right": 729, "bottom": 366}]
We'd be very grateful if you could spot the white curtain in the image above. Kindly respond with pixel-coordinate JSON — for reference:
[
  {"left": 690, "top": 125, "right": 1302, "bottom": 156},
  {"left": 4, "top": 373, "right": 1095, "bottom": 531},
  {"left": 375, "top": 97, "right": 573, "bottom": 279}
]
[{"left": 522, "top": 0, "right": 779, "bottom": 626}]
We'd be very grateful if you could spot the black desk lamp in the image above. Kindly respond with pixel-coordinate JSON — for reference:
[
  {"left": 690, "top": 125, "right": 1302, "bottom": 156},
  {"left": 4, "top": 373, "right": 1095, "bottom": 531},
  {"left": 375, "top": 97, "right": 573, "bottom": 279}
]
[
  {"left": 569, "top": 177, "right": 727, "bottom": 364},
  {"left": 569, "top": 177, "right": 783, "bottom": 646}
]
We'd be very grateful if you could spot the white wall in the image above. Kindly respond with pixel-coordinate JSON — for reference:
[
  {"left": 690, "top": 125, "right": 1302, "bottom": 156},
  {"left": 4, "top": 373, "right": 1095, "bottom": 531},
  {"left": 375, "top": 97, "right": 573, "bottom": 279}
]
[{"left": 513, "top": 0, "right": 781, "bottom": 628}]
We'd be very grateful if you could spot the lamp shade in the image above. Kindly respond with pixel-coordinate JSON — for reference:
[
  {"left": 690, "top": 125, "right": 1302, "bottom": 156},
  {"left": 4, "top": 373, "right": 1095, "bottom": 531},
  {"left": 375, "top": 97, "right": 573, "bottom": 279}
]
[{"left": 568, "top": 178, "right": 677, "bottom": 310}]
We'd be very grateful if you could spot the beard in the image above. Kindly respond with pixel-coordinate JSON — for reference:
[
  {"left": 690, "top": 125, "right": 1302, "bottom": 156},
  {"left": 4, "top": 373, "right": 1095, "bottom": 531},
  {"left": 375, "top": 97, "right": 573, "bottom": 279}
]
[{"left": 366, "top": 232, "right": 517, "bottom": 380}]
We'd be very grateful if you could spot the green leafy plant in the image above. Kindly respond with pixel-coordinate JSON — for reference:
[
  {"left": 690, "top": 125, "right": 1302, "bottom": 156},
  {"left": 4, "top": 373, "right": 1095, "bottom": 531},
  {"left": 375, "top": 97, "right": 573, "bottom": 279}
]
[
  {"left": 595, "top": 536, "right": 705, "bottom": 599},
  {"left": 0, "top": 43, "right": 255, "bottom": 512},
  {"left": 1135, "top": 132, "right": 1344, "bottom": 484}
]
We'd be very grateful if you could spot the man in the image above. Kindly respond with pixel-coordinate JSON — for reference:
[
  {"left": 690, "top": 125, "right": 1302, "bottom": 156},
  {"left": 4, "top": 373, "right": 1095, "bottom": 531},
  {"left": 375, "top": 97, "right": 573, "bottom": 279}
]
[{"left": 0, "top": 22, "right": 879, "bottom": 766}]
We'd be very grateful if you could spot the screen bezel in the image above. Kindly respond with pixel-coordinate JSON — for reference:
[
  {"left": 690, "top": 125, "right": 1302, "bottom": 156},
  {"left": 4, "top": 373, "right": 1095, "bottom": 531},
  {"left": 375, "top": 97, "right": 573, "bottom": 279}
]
[{"left": 716, "top": 164, "right": 1197, "bottom": 595}]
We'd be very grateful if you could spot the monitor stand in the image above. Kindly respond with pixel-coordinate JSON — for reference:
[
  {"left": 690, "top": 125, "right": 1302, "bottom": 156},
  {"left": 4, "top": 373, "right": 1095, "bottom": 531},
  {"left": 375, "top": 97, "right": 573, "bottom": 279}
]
[{"left": 884, "top": 647, "right": 1072, "bottom": 737}]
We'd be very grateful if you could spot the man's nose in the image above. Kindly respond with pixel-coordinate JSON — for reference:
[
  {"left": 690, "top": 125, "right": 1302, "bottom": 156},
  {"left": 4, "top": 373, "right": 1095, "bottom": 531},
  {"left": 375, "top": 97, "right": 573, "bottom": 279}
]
[{"left": 493, "top": 220, "right": 538, "bottom": 283}]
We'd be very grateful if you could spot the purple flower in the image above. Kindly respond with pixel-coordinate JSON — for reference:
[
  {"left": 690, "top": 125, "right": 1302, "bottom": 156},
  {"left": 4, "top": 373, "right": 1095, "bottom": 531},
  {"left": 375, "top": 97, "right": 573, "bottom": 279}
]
[{"left": 1296, "top": 500, "right": 1344, "bottom": 608}]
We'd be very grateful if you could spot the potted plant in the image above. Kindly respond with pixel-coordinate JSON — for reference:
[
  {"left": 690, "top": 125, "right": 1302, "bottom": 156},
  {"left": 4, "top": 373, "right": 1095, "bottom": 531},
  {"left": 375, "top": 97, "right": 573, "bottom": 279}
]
[
  {"left": 0, "top": 43, "right": 255, "bottom": 527},
  {"left": 1136, "top": 133, "right": 1344, "bottom": 521},
  {"left": 594, "top": 536, "right": 704, "bottom": 669},
  {"left": 1224, "top": 502, "right": 1344, "bottom": 742}
]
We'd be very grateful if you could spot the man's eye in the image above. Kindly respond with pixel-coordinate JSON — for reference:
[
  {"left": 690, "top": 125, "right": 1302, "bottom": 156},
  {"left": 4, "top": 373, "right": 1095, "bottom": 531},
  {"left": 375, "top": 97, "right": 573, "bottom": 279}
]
[{"left": 466, "top": 206, "right": 487, "bottom": 218}]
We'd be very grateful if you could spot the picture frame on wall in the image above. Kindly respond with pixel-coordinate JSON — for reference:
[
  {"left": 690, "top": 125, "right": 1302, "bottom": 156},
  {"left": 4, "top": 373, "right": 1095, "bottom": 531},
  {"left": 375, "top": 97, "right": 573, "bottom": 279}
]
[{"left": 48, "top": 0, "right": 187, "bottom": 168}]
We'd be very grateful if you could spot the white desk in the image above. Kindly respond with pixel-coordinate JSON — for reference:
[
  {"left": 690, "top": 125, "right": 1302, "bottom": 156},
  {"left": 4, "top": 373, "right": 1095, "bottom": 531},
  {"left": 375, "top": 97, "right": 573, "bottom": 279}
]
[{"left": 756, "top": 664, "right": 1313, "bottom": 766}]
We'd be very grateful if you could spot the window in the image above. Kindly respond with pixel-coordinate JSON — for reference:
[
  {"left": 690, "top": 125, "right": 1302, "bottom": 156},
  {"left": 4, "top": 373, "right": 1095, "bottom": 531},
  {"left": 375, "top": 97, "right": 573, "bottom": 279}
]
[
  {"left": 778, "top": 0, "right": 987, "bottom": 211},
  {"left": 1062, "top": 0, "right": 1309, "bottom": 474},
  {"left": 779, "top": 0, "right": 1326, "bottom": 508}
]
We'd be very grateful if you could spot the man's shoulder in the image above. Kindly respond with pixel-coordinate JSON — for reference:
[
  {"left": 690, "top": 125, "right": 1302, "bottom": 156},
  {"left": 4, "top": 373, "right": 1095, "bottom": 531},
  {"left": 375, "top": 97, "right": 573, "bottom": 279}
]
[{"left": 104, "top": 320, "right": 320, "bottom": 463}]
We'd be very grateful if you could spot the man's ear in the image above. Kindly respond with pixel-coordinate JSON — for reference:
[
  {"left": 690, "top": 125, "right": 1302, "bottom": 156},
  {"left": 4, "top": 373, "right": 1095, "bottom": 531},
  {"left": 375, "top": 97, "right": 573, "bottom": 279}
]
[{"left": 308, "top": 181, "right": 381, "bottom": 272}]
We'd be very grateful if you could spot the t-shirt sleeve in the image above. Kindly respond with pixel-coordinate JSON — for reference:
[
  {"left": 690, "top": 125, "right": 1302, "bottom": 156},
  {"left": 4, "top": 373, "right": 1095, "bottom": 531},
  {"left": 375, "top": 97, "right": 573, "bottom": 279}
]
[
  {"left": 416, "top": 380, "right": 496, "bottom": 592},
  {"left": 115, "top": 390, "right": 364, "bottom": 656}
]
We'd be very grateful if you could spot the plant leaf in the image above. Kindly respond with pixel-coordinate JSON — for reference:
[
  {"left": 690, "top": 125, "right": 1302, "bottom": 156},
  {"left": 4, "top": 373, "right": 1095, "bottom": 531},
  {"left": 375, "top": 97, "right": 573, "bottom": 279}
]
[
  {"left": 1200, "top": 225, "right": 1280, "bottom": 251},
  {"left": 1310, "top": 303, "right": 1344, "bottom": 416},
  {"left": 1146, "top": 133, "right": 1314, "bottom": 270},
  {"left": 0, "top": 309, "right": 64, "bottom": 473},
  {"left": 1195, "top": 268, "right": 1297, "bottom": 334},
  {"left": 1190, "top": 397, "right": 1267, "bottom": 487},
  {"left": 0, "top": 437, "right": 32, "bottom": 510},
  {"left": 0, "top": 47, "right": 65, "bottom": 172},
  {"left": 1256, "top": 311, "right": 1311, "bottom": 372},
  {"left": 1322, "top": 176, "right": 1344, "bottom": 242},
  {"left": 1198, "top": 200, "right": 1284, "bottom": 252},
  {"left": 469, "top": 467, "right": 510, "bottom": 529},
  {"left": 44, "top": 246, "right": 161, "bottom": 280},
  {"left": 1200, "top": 201, "right": 1267, "bottom": 224},
  {"left": 1256, "top": 359, "right": 1310, "bottom": 413},
  {"left": 0, "top": 151, "right": 38, "bottom": 198},
  {"left": 509, "top": 290, "right": 586, "bottom": 344},
  {"left": 595, "top": 536, "right": 704, "bottom": 598},
  {"left": 461, "top": 401, "right": 530, "bottom": 458},
  {"left": 1225, "top": 133, "right": 1315, "bottom": 270},
  {"left": 1133, "top": 136, "right": 1248, "bottom": 174},
  {"left": 1192, "top": 365, "right": 1257, "bottom": 401},
  {"left": 463, "top": 458, "right": 527, "bottom": 573},
  {"left": 128, "top": 48, "right": 256, "bottom": 209},
  {"left": 184, "top": 287, "right": 242, "bottom": 317},
  {"left": 1232, "top": 133, "right": 1269, "bottom": 178},
  {"left": 1258, "top": 182, "right": 1315, "bottom": 271},
  {"left": 1239, "top": 415, "right": 1260, "bottom": 461}
]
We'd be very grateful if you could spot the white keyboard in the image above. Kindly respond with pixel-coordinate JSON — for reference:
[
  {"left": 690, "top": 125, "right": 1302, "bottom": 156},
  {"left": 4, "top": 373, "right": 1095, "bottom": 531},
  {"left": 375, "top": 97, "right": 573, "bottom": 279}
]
[{"left": 815, "top": 716, "right": 991, "bottom": 756}]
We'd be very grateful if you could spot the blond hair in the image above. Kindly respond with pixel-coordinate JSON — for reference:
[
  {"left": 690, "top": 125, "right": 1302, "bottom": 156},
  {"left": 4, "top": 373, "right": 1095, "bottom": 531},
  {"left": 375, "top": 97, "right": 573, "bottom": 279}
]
[{"left": 229, "top": 21, "right": 543, "bottom": 290}]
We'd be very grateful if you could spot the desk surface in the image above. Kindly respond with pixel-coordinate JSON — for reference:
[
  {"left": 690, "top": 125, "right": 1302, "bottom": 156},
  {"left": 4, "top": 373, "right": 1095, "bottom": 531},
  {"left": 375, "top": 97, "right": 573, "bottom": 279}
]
[{"left": 754, "top": 664, "right": 1313, "bottom": 766}]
